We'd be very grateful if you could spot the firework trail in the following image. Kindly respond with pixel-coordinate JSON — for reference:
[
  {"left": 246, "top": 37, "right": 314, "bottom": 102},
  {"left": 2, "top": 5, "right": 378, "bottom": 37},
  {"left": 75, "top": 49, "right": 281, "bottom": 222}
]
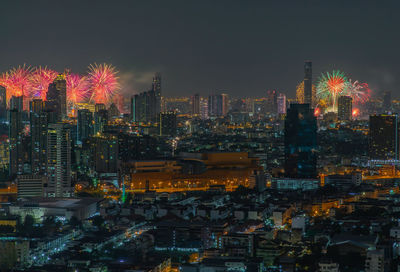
[
  {"left": 28, "top": 66, "right": 58, "bottom": 100},
  {"left": 87, "top": 63, "right": 120, "bottom": 105},
  {"left": 316, "top": 70, "right": 348, "bottom": 111}
]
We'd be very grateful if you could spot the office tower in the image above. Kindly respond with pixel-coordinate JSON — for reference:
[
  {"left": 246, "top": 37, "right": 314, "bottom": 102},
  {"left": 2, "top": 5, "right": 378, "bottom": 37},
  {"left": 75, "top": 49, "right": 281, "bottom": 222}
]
[
  {"left": 304, "top": 61, "right": 312, "bottom": 105},
  {"left": 200, "top": 97, "right": 209, "bottom": 119},
  {"left": 30, "top": 99, "right": 48, "bottom": 174},
  {"left": 277, "top": 93, "right": 287, "bottom": 115},
  {"left": 10, "top": 95, "right": 23, "bottom": 111},
  {"left": 383, "top": 91, "right": 391, "bottom": 111},
  {"left": 108, "top": 103, "right": 120, "bottom": 119},
  {"left": 46, "top": 74, "right": 67, "bottom": 120},
  {"left": 284, "top": 104, "right": 317, "bottom": 178},
  {"left": 94, "top": 109, "right": 108, "bottom": 134},
  {"left": 0, "top": 86, "right": 6, "bottom": 121},
  {"left": 77, "top": 109, "right": 93, "bottom": 143},
  {"left": 266, "top": 90, "right": 278, "bottom": 114},
  {"left": 338, "top": 96, "right": 352, "bottom": 121},
  {"left": 369, "top": 114, "right": 399, "bottom": 160},
  {"left": 17, "top": 174, "right": 46, "bottom": 198},
  {"left": 152, "top": 73, "right": 162, "bottom": 117},
  {"left": 159, "top": 112, "right": 177, "bottom": 136},
  {"left": 46, "top": 123, "right": 72, "bottom": 198},
  {"left": 94, "top": 135, "right": 118, "bottom": 173},
  {"left": 95, "top": 103, "right": 106, "bottom": 112},
  {"left": 191, "top": 94, "right": 200, "bottom": 116},
  {"left": 208, "top": 94, "right": 228, "bottom": 117},
  {"left": 9, "top": 109, "right": 24, "bottom": 176},
  {"left": 132, "top": 90, "right": 158, "bottom": 122}
]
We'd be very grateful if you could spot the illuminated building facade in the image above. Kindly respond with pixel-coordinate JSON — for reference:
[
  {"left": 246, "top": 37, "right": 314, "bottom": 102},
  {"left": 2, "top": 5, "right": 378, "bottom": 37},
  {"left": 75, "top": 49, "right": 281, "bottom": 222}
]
[
  {"left": 284, "top": 104, "right": 317, "bottom": 178},
  {"left": 369, "top": 114, "right": 399, "bottom": 160},
  {"left": 46, "top": 123, "right": 72, "bottom": 197},
  {"left": 208, "top": 94, "right": 229, "bottom": 117},
  {"left": 277, "top": 93, "right": 286, "bottom": 115},
  {"left": 338, "top": 96, "right": 352, "bottom": 121},
  {"left": 30, "top": 99, "right": 48, "bottom": 174},
  {"left": 191, "top": 94, "right": 200, "bottom": 116}
]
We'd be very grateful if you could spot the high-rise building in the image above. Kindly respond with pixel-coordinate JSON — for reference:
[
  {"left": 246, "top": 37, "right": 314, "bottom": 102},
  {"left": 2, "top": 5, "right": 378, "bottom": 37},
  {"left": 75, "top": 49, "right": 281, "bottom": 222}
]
[
  {"left": 30, "top": 99, "right": 48, "bottom": 174},
  {"left": 191, "top": 94, "right": 200, "bottom": 116},
  {"left": 303, "top": 61, "right": 313, "bottom": 106},
  {"left": 9, "top": 109, "right": 24, "bottom": 176},
  {"left": 93, "top": 135, "right": 118, "bottom": 173},
  {"left": 94, "top": 109, "right": 108, "bottom": 134},
  {"left": 338, "top": 96, "right": 352, "bottom": 121},
  {"left": 277, "top": 93, "right": 287, "bottom": 115},
  {"left": 77, "top": 109, "right": 93, "bottom": 143},
  {"left": 284, "top": 104, "right": 317, "bottom": 178},
  {"left": 208, "top": 94, "right": 229, "bottom": 117},
  {"left": 369, "top": 114, "right": 399, "bottom": 160},
  {"left": 383, "top": 91, "right": 392, "bottom": 111},
  {"left": 200, "top": 97, "right": 208, "bottom": 119},
  {"left": 132, "top": 89, "right": 158, "bottom": 123},
  {"left": 10, "top": 96, "right": 23, "bottom": 111},
  {"left": 46, "top": 74, "right": 67, "bottom": 120},
  {"left": 17, "top": 174, "right": 46, "bottom": 198},
  {"left": 159, "top": 112, "right": 177, "bottom": 136},
  {"left": 46, "top": 123, "right": 72, "bottom": 198},
  {"left": 266, "top": 90, "right": 278, "bottom": 114},
  {"left": 0, "top": 86, "right": 6, "bottom": 121},
  {"left": 95, "top": 103, "right": 106, "bottom": 112},
  {"left": 152, "top": 73, "right": 162, "bottom": 117}
]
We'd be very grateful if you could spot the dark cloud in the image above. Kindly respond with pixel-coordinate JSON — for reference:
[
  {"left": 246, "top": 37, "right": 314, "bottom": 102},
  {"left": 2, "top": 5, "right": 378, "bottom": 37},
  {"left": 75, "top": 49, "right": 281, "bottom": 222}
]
[{"left": 2, "top": 0, "right": 400, "bottom": 98}]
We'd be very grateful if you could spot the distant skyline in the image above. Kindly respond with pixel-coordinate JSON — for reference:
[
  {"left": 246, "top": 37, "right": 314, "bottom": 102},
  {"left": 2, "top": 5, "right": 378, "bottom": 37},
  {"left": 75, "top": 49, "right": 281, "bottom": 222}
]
[{"left": 2, "top": 0, "right": 400, "bottom": 98}]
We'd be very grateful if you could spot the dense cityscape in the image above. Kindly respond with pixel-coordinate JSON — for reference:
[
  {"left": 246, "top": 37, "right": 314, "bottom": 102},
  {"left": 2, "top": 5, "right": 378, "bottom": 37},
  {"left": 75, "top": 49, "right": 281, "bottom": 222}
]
[{"left": 2, "top": 1, "right": 400, "bottom": 272}]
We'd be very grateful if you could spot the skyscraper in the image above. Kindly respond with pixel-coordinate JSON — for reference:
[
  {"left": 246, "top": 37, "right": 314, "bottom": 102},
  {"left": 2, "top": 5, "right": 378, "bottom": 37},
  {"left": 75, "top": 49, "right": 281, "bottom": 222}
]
[
  {"left": 284, "top": 104, "right": 317, "bottom": 178},
  {"left": 338, "top": 96, "right": 352, "bottom": 121},
  {"left": 303, "top": 61, "right": 313, "bottom": 106},
  {"left": 191, "top": 94, "right": 200, "bottom": 116},
  {"left": 9, "top": 109, "right": 24, "bottom": 177},
  {"left": 266, "top": 90, "right": 278, "bottom": 114},
  {"left": 77, "top": 109, "right": 94, "bottom": 143},
  {"left": 132, "top": 90, "right": 158, "bottom": 122},
  {"left": 383, "top": 91, "right": 392, "bottom": 112},
  {"left": 94, "top": 109, "right": 108, "bottom": 134},
  {"left": 152, "top": 72, "right": 162, "bottom": 117},
  {"left": 93, "top": 135, "right": 119, "bottom": 173},
  {"left": 30, "top": 99, "right": 48, "bottom": 174},
  {"left": 277, "top": 93, "right": 287, "bottom": 115},
  {"left": 10, "top": 96, "right": 23, "bottom": 111},
  {"left": 46, "top": 74, "right": 67, "bottom": 120},
  {"left": 208, "top": 94, "right": 228, "bottom": 117},
  {"left": 160, "top": 112, "right": 177, "bottom": 136},
  {"left": 369, "top": 114, "right": 399, "bottom": 160},
  {"left": 0, "top": 86, "right": 6, "bottom": 121},
  {"left": 46, "top": 123, "right": 72, "bottom": 198}
]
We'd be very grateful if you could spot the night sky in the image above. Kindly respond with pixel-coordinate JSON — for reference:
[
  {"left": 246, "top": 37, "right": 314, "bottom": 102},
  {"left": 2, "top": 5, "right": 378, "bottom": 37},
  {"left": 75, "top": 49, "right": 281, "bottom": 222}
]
[{"left": 2, "top": 0, "right": 400, "bottom": 98}]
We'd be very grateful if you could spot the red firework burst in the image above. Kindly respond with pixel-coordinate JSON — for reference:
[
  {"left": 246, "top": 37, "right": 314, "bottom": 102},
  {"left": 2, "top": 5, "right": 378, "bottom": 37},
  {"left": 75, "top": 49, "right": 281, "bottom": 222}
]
[
  {"left": 66, "top": 73, "right": 89, "bottom": 105},
  {"left": 87, "top": 63, "right": 119, "bottom": 105},
  {"left": 28, "top": 66, "right": 58, "bottom": 100},
  {"left": 0, "top": 65, "right": 32, "bottom": 102}
]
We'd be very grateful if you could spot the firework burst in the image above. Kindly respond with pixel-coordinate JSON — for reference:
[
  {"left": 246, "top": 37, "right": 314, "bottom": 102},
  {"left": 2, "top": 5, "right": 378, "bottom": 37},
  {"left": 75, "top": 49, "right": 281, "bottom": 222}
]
[
  {"left": 316, "top": 70, "right": 348, "bottom": 111},
  {"left": 342, "top": 79, "right": 371, "bottom": 104},
  {"left": 87, "top": 63, "right": 119, "bottom": 105},
  {"left": 0, "top": 65, "right": 32, "bottom": 102},
  {"left": 29, "top": 66, "right": 58, "bottom": 100}
]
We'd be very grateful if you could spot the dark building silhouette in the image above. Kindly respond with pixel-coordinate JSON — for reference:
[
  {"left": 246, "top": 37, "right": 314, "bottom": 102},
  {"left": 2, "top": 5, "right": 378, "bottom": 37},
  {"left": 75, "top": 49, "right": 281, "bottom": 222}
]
[
  {"left": 46, "top": 74, "right": 67, "bottom": 121},
  {"left": 369, "top": 114, "right": 399, "bottom": 160},
  {"left": 284, "top": 103, "right": 317, "bottom": 178},
  {"left": 208, "top": 93, "right": 228, "bottom": 117},
  {"left": 338, "top": 96, "right": 352, "bottom": 121},
  {"left": 191, "top": 93, "right": 200, "bottom": 116},
  {"left": 152, "top": 73, "right": 162, "bottom": 117},
  {"left": 10, "top": 95, "right": 23, "bottom": 111},
  {"left": 303, "top": 61, "right": 313, "bottom": 106},
  {"left": 131, "top": 90, "right": 157, "bottom": 122},
  {"left": 77, "top": 109, "right": 93, "bottom": 143},
  {"left": 383, "top": 91, "right": 392, "bottom": 112},
  {"left": 30, "top": 99, "right": 49, "bottom": 174},
  {"left": 266, "top": 90, "right": 278, "bottom": 114},
  {"left": 0, "top": 86, "right": 6, "bottom": 121},
  {"left": 94, "top": 135, "right": 118, "bottom": 173},
  {"left": 94, "top": 109, "right": 108, "bottom": 134},
  {"left": 160, "top": 112, "right": 177, "bottom": 136},
  {"left": 9, "top": 108, "right": 24, "bottom": 176}
]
